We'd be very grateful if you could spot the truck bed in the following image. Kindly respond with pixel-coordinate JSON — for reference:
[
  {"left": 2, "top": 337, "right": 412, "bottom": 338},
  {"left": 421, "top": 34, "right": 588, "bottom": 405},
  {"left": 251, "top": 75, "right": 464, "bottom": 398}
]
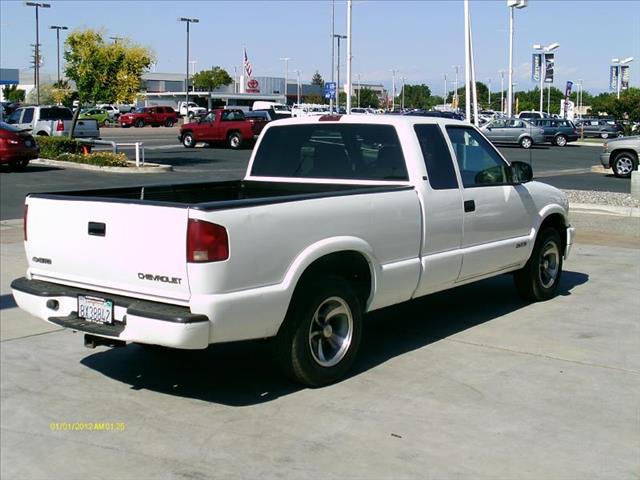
[{"left": 29, "top": 180, "right": 412, "bottom": 211}]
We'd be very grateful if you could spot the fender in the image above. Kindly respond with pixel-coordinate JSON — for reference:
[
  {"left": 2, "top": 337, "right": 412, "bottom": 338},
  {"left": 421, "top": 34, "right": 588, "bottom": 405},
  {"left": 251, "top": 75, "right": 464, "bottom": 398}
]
[{"left": 534, "top": 203, "right": 569, "bottom": 234}]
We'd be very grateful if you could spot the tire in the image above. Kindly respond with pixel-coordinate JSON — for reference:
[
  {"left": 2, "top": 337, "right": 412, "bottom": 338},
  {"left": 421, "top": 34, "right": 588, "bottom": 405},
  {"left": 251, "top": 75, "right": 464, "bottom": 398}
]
[
  {"left": 600, "top": 131, "right": 609, "bottom": 139},
  {"left": 612, "top": 152, "right": 637, "bottom": 178},
  {"left": 9, "top": 159, "right": 29, "bottom": 171},
  {"left": 273, "top": 275, "right": 362, "bottom": 387},
  {"left": 164, "top": 119, "right": 174, "bottom": 128},
  {"left": 134, "top": 119, "right": 144, "bottom": 128},
  {"left": 520, "top": 136, "right": 533, "bottom": 149},
  {"left": 228, "top": 132, "right": 243, "bottom": 149},
  {"left": 102, "top": 119, "right": 112, "bottom": 127},
  {"left": 514, "top": 227, "right": 563, "bottom": 302},
  {"left": 182, "top": 132, "right": 195, "bottom": 148},
  {"left": 36, "top": 131, "right": 48, "bottom": 136},
  {"left": 554, "top": 135, "right": 567, "bottom": 147}
]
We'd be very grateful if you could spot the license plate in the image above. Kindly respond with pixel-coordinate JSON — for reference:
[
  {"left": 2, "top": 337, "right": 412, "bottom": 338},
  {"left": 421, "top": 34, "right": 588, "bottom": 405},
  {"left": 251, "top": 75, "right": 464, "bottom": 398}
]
[{"left": 78, "top": 295, "right": 114, "bottom": 325}]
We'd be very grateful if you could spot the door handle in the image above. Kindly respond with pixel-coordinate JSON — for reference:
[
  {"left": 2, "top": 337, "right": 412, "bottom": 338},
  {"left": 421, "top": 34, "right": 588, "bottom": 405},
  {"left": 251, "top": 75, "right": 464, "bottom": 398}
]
[
  {"left": 88, "top": 222, "right": 106, "bottom": 236},
  {"left": 464, "top": 200, "right": 475, "bottom": 213}
]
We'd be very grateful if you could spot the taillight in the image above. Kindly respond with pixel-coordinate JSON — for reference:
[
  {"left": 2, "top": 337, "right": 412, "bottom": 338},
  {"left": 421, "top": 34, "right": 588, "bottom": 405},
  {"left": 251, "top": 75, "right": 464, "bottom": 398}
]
[
  {"left": 23, "top": 204, "right": 28, "bottom": 241},
  {"left": 187, "top": 219, "right": 228, "bottom": 263},
  {"left": 56, "top": 120, "right": 64, "bottom": 132}
]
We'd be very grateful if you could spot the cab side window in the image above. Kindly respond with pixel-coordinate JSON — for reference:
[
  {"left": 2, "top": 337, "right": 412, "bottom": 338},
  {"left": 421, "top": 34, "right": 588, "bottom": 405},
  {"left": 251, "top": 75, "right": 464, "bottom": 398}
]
[
  {"left": 414, "top": 124, "right": 458, "bottom": 190},
  {"left": 446, "top": 126, "right": 511, "bottom": 188},
  {"left": 22, "top": 108, "right": 34, "bottom": 124}
]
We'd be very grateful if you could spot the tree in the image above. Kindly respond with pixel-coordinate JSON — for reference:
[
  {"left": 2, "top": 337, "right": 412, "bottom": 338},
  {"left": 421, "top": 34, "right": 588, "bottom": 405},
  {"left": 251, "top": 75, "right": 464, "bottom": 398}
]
[
  {"left": 26, "top": 83, "right": 56, "bottom": 105},
  {"left": 400, "top": 84, "right": 432, "bottom": 109},
  {"left": 64, "top": 29, "right": 153, "bottom": 136},
  {"left": 304, "top": 94, "right": 324, "bottom": 104},
  {"left": 311, "top": 71, "right": 324, "bottom": 86},
  {"left": 192, "top": 67, "right": 233, "bottom": 92},
  {"left": 2, "top": 85, "right": 25, "bottom": 102},
  {"left": 358, "top": 87, "right": 379, "bottom": 108}
]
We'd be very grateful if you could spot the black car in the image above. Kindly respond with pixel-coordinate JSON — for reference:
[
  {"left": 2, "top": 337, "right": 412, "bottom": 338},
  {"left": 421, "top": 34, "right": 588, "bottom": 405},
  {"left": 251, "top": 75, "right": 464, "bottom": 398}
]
[
  {"left": 574, "top": 119, "right": 624, "bottom": 139},
  {"left": 404, "top": 110, "right": 465, "bottom": 121},
  {"left": 529, "top": 118, "right": 579, "bottom": 147}
]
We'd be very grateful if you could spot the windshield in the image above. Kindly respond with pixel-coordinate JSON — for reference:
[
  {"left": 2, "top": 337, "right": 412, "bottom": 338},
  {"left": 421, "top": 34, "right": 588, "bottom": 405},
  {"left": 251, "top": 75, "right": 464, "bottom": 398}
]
[
  {"left": 40, "top": 107, "right": 73, "bottom": 121},
  {"left": 134, "top": 107, "right": 145, "bottom": 113}
]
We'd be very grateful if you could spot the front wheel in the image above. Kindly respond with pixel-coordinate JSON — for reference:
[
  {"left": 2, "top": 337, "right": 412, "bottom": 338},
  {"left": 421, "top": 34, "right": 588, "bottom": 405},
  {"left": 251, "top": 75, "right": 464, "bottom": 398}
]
[
  {"left": 10, "top": 158, "right": 29, "bottom": 171},
  {"left": 273, "top": 276, "right": 362, "bottom": 387},
  {"left": 555, "top": 134, "right": 567, "bottom": 147},
  {"left": 612, "top": 152, "right": 637, "bottom": 178},
  {"left": 600, "top": 131, "right": 609, "bottom": 139},
  {"left": 514, "top": 227, "right": 563, "bottom": 301},
  {"left": 182, "top": 132, "right": 195, "bottom": 148},
  {"left": 228, "top": 132, "right": 243, "bottom": 149},
  {"left": 520, "top": 136, "right": 533, "bottom": 149},
  {"left": 164, "top": 119, "right": 174, "bottom": 128},
  {"left": 134, "top": 119, "right": 144, "bottom": 128}
]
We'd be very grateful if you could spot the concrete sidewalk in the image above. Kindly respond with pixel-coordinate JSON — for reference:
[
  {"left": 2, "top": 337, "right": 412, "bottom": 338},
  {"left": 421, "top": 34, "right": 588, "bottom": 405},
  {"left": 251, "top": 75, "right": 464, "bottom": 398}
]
[{"left": 1, "top": 213, "right": 638, "bottom": 479}]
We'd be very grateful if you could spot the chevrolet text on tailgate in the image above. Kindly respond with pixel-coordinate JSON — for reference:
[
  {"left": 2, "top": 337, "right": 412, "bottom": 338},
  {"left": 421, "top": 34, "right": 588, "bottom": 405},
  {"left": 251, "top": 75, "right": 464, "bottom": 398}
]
[{"left": 12, "top": 115, "right": 575, "bottom": 386}]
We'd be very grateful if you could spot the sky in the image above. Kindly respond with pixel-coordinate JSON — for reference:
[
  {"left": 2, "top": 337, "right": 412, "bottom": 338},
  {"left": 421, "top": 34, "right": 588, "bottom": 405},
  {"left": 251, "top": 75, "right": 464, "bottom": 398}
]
[{"left": 1, "top": 0, "right": 639, "bottom": 94}]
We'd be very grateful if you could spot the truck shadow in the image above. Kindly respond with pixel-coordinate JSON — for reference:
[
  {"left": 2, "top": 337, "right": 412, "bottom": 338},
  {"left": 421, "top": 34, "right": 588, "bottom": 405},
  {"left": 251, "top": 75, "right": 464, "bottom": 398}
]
[{"left": 81, "top": 270, "right": 588, "bottom": 406}]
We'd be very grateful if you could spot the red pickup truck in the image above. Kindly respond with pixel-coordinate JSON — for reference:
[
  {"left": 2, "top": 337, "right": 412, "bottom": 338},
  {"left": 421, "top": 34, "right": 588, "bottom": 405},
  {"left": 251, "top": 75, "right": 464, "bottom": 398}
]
[
  {"left": 119, "top": 106, "right": 178, "bottom": 128},
  {"left": 179, "top": 109, "right": 267, "bottom": 149}
]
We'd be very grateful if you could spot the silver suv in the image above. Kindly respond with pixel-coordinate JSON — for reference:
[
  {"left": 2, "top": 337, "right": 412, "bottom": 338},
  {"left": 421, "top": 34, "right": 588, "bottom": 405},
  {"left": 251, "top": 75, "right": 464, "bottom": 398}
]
[{"left": 600, "top": 136, "right": 640, "bottom": 178}]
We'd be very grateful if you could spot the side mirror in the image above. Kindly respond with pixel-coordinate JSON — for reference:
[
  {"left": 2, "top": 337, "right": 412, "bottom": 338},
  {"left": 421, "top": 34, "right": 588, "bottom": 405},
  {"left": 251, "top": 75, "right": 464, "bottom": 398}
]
[{"left": 511, "top": 161, "right": 533, "bottom": 184}]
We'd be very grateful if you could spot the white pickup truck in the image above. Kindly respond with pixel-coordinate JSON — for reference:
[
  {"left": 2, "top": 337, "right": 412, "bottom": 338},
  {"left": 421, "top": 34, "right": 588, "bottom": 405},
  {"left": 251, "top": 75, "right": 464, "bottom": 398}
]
[
  {"left": 12, "top": 115, "right": 575, "bottom": 386},
  {"left": 6, "top": 105, "right": 100, "bottom": 138}
]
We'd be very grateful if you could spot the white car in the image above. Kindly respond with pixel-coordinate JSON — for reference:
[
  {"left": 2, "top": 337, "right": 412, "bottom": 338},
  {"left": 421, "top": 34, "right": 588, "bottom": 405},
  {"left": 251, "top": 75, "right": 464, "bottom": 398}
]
[
  {"left": 12, "top": 115, "right": 574, "bottom": 386},
  {"left": 96, "top": 104, "right": 121, "bottom": 119}
]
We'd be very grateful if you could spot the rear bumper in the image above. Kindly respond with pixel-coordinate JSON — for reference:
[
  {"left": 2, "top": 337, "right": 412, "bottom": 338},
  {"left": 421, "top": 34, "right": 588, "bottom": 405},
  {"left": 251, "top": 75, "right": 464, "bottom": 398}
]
[{"left": 11, "top": 277, "right": 210, "bottom": 349}]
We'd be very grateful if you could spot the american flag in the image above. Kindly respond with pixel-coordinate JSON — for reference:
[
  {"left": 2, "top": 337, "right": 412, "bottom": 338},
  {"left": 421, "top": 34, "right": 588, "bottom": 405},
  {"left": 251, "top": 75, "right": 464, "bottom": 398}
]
[{"left": 244, "top": 48, "right": 253, "bottom": 77}]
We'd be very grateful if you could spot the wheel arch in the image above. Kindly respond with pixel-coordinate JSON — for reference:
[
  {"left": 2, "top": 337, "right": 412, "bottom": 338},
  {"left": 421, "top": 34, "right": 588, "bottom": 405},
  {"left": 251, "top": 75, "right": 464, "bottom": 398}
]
[
  {"left": 537, "top": 212, "right": 567, "bottom": 254},
  {"left": 612, "top": 148, "right": 638, "bottom": 163}
]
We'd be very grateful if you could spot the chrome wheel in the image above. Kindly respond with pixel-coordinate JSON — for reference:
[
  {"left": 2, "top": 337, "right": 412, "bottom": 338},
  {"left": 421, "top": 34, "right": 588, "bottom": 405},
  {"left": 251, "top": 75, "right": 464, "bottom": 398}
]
[
  {"left": 521, "top": 137, "right": 532, "bottom": 149},
  {"left": 538, "top": 241, "right": 560, "bottom": 289},
  {"left": 555, "top": 135, "right": 567, "bottom": 147},
  {"left": 613, "top": 154, "right": 635, "bottom": 177},
  {"left": 600, "top": 132, "right": 609, "bottom": 139},
  {"left": 308, "top": 296, "right": 353, "bottom": 367},
  {"left": 182, "top": 133, "right": 195, "bottom": 148}
]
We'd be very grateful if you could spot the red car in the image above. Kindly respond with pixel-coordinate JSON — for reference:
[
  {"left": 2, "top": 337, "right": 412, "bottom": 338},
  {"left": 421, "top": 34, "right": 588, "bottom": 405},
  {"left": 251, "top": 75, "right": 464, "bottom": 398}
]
[
  {"left": 0, "top": 121, "right": 39, "bottom": 170},
  {"left": 119, "top": 106, "right": 178, "bottom": 128},
  {"left": 179, "top": 108, "right": 267, "bottom": 149}
]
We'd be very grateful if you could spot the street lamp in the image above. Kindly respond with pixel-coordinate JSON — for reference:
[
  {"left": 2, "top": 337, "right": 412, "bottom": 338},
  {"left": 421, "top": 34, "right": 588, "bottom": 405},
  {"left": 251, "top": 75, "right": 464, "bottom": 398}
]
[
  {"left": 295, "top": 69, "right": 301, "bottom": 105},
  {"left": 49, "top": 25, "right": 68, "bottom": 87},
  {"left": 357, "top": 73, "right": 361, "bottom": 108},
  {"left": 333, "top": 34, "right": 347, "bottom": 108},
  {"left": 611, "top": 56, "right": 634, "bottom": 99},
  {"left": 533, "top": 42, "right": 559, "bottom": 113},
  {"left": 507, "top": 0, "right": 527, "bottom": 117},
  {"left": 280, "top": 57, "right": 291, "bottom": 105},
  {"left": 25, "top": 2, "right": 50, "bottom": 105},
  {"left": 389, "top": 69, "right": 397, "bottom": 111},
  {"left": 499, "top": 70, "right": 506, "bottom": 113},
  {"left": 452, "top": 65, "right": 461, "bottom": 108},
  {"left": 178, "top": 17, "right": 199, "bottom": 114},
  {"left": 401, "top": 76, "right": 406, "bottom": 110},
  {"left": 443, "top": 73, "right": 448, "bottom": 108}
]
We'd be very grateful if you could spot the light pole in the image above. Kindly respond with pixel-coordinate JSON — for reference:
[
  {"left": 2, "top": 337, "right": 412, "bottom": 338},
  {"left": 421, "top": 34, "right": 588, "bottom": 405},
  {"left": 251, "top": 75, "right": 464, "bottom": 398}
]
[
  {"left": 333, "top": 34, "right": 346, "bottom": 109},
  {"left": 330, "top": 0, "right": 335, "bottom": 113},
  {"left": 488, "top": 78, "right": 492, "bottom": 108},
  {"left": 533, "top": 42, "right": 559, "bottom": 113},
  {"left": 295, "top": 69, "right": 301, "bottom": 105},
  {"left": 49, "top": 25, "right": 68, "bottom": 86},
  {"left": 280, "top": 57, "right": 291, "bottom": 105},
  {"left": 178, "top": 17, "right": 199, "bottom": 113},
  {"left": 499, "top": 70, "right": 505, "bottom": 113},
  {"left": 401, "top": 76, "right": 406, "bottom": 110},
  {"left": 389, "top": 69, "right": 397, "bottom": 111},
  {"left": 357, "top": 73, "right": 361, "bottom": 107},
  {"left": 452, "top": 65, "right": 461, "bottom": 107},
  {"left": 577, "top": 79, "right": 583, "bottom": 118},
  {"left": 346, "top": 0, "right": 353, "bottom": 114},
  {"left": 507, "top": 0, "right": 527, "bottom": 118},
  {"left": 443, "top": 74, "right": 448, "bottom": 108},
  {"left": 26, "top": 2, "right": 50, "bottom": 105},
  {"left": 612, "top": 57, "right": 634, "bottom": 99}
]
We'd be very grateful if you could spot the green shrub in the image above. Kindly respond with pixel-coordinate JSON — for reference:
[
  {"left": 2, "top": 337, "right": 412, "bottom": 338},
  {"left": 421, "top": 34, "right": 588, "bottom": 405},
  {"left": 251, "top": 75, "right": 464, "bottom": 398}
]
[
  {"left": 37, "top": 136, "right": 83, "bottom": 158},
  {"left": 57, "top": 152, "right": 129, "bottom": 167}
]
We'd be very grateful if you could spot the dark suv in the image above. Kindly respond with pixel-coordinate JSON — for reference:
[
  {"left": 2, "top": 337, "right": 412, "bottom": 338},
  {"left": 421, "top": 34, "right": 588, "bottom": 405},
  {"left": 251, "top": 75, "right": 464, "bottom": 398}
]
[
  {"left": 574, "top": 119, "right": 624, "bottom": 139},
  {"left": 529, "top": 118, "right": 579, "bottom": 147}
]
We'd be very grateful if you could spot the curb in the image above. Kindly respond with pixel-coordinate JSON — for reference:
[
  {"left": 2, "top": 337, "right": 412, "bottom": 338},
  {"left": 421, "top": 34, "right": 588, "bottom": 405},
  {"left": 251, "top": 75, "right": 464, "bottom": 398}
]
[
  {"left": 31, "top": 158, "right": 172, "bottom": 173},
  {"left": 573, "top": 141, "right": 603, "bottom": 147},
  {"left": 571, "top": 202, "right": 640, "bottom": 217},
  {"left": 590, "top": 165, "right": 609, "bottom": 174}
]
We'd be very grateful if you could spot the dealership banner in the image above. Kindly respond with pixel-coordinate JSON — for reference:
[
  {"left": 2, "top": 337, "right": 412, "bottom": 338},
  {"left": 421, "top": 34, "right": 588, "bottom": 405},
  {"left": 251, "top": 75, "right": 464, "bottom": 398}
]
[
  {"left": 610, "top": 66, "right": 619, "bottom": 91},
  {"left": 621, "top": 65, "right": 630, "bottom": 91},
  {"left": 531, "top": 53, "right": 542, "bottom": 82},
  {"left": 564, "top": 81, "right": 573, "bottom": 118},
  {"left": 544, "top": 53, "right": 555, "bottom": 83}
]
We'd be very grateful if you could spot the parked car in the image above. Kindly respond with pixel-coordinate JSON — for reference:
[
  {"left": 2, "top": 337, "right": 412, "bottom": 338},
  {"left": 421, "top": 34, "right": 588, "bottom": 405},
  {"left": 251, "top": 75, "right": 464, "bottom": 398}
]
[
  {"left": 480, "top": 118, "right": 545, "bottom": 148},
  {"left": 96, "top": 104, "right": 121, "bottom": 119},
  {"left": 11, "top": 115, "right": 575, "bottom": 386},
  {"left": 404, "top": 110, "right": 465, "bottom": 121},
  {"left": 600, "top": 136, "right": 640, "bottom": 178},
  {"left": 574, "top": 119, "right": 624, "bottom": 139},
  {"left": 179, "top": 108, "right": 265, "bottom": 149},
  {"left": 119, "top": 106, "right": 178, "bottom": 128},
  {"left": 79, "top": 108, "right": 114, "bottom": 127},
  {"left": 517, "top": 111, "right": 550, "bottom": 120},
  {"left": 5, "top": 105, "right": 100, "bottom": 138},
  {"left": 0, "top": 121, "right": 39, "bottom": 170},
  {"left": 245, "top": 110, "right": 274, "bottom": 122},
  {"left": 529, "top": 118, "right": 579, "bottom": 146}
]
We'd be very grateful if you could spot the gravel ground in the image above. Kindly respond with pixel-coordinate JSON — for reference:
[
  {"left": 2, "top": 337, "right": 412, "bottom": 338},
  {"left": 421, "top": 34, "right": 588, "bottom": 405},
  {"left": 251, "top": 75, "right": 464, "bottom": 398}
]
[{"left": 563, "top": 189, "right": 640, "bottom": 208}]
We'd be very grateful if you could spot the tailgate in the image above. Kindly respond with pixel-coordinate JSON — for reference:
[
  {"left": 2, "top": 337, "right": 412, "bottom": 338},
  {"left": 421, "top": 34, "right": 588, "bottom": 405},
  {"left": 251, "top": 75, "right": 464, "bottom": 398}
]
[
  {"left": 25, "top": 196, "right": 191, "bottom": 303},
  {"left": 67, "top": 119, "right": 100, "bottom": 138}
]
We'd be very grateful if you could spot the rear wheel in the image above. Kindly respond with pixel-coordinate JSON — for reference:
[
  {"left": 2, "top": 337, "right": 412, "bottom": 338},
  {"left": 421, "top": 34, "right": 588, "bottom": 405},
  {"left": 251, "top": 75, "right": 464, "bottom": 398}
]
[
  {"left": 228, "top": 132, "right": 243, "bottom": 149},
  {"left": 273, "top": 276, "right": 362, "bottom": 387},
  {"left": 612, "top": 152, "right": 637, "bottom": 178},
  {"left": 555, "top": 134, "right": 567, "bottom": 147},
  {"left": 134, "top": 119, "right": 144, "bottom": 128},
  {"left": 600, "top": 131, "right": 609, "bottom": 139},
  {"left": 520, "top": 136, "right": 533, "bottom": 149},
  {"left": 164, "top": 119, "right": 174, "bottom": 128},
  {"left": 182, "top": 132, "right": 195, "bottom": 148},
  {"left": 514, "top": 227, "right": 563, "bottom": 301}
]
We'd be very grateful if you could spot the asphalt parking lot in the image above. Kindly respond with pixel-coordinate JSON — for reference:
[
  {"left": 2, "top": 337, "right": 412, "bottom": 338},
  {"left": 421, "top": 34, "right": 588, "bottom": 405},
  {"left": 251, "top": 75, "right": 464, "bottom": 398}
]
[{"left": 1, "top": 210, "right": 638, "bottom": 479}]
